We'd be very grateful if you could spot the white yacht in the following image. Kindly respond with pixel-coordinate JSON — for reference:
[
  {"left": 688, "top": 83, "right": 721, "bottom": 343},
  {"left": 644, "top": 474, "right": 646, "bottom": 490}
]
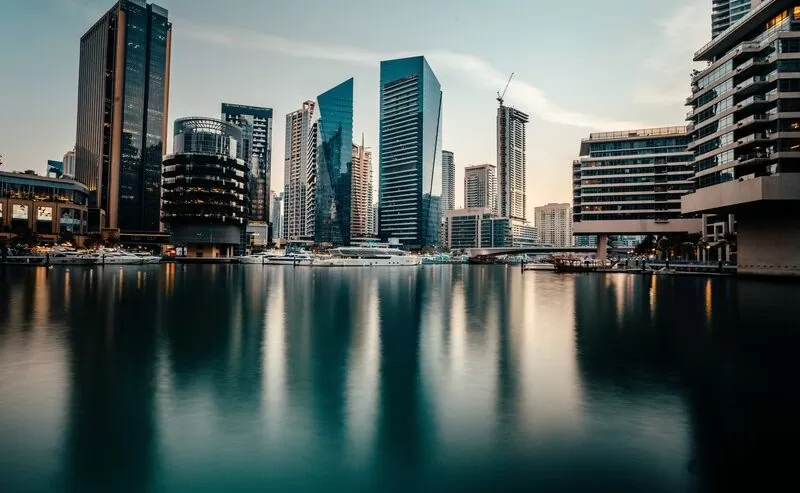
[
  {"left": 313, "top": 246, "right": 420, "bottom": 267},
  {"left": 48, "top": 248, "right": 96, "bottom": 266},
  {"left": 239, "top": 251, "right": 280, "bottom": 264},
  {"left": 85, "top": 248, "right": 145, "bottom": 265},
  {"left": 263, "top": 252, "right": 314, "bottom": 266},
  {"left": 134, "top": 252, "right": 162, "bottom": 264}
]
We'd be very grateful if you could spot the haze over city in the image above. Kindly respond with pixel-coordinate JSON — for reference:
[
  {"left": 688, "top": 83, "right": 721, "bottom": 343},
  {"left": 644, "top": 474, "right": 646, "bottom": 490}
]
[{"left": 0, "top": 0, "right": 709, "bottom": 215}]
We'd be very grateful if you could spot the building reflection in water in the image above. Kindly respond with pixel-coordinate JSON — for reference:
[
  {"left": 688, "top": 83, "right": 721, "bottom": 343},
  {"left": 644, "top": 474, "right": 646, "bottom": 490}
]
[{"left": 3, "top": 265, "right": 800, "bottom": 492}]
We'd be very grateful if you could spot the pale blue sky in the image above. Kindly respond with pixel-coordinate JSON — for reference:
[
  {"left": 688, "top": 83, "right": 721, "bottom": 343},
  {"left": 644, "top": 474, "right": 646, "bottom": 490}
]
[{"left": 0, "top": 0, "right": 709, "bottom": 214}]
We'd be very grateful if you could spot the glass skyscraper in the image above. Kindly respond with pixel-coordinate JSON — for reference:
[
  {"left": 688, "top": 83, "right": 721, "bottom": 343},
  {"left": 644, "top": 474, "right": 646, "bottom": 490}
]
[
  {"left": 314, "top": 78, "right": 354, "bottom": 245},
  {"left": 221, "top": 104, "right": 273, "bottom": 237},
  {"left": 75, "top": 0, "right": 171, "bottom": 232},
  {"left": 379, "top": 56, "right": 442, "bottom": 248}
]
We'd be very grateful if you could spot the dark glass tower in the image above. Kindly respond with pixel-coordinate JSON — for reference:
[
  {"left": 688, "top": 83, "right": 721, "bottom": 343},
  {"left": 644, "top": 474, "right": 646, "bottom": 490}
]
[
  {"left": 75, "top": 0, "right": 171, "bottom": 232},
  {"left": 379, "top": 56, "right": 442, "bottom": 248},
  {"left": 314, "top": 78, "right": 354, "bottom": 245},
  {"left": 220, "top": 104, "right": 273, "bottom": 239}
]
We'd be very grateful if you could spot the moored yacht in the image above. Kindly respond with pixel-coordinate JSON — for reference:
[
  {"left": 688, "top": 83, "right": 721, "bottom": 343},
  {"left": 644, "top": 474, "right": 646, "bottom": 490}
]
[
  {"left": 48, "top": 248, "right": 96, "bottom": 266},
  {"left": 263, "top": 252, "right": 314, "bottom": 266},
  {"left": 313, "top": 246, "right": 420, "bottom": 267},
  {"left": 239, "top": 250, "right": 281, "bottom": 264},
  {"left": 84, "top": 248, "right": 145, "bottom": 265}
]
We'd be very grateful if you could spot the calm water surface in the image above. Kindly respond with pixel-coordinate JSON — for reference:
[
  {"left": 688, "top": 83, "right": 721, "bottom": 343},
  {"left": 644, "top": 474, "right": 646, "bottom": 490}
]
[{"left": 1, "top": 264, "right": 799, "bottom": 492}]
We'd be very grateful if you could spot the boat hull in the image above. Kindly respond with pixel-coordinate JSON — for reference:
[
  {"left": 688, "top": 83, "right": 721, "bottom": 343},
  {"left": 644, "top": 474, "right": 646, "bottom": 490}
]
[{"left": 314, "top": 256, "right": 420, "bottom": 267}]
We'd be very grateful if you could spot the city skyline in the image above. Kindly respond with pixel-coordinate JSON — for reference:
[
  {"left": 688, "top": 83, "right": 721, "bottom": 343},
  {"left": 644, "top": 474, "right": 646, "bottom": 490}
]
[{"left": 0, "top": 0, "right": 710, "bottom": 219}]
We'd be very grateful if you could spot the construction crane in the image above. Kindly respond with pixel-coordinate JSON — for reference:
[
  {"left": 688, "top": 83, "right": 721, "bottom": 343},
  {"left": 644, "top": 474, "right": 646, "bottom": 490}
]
[{"left": 497, "top": 72, "right": 515, "bottom": 106}]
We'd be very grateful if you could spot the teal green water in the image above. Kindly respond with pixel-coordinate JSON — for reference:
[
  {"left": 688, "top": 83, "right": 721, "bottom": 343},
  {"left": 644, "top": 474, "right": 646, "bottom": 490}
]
[{"left": 1, "top": 265, "right": 799, "bottom": 492}]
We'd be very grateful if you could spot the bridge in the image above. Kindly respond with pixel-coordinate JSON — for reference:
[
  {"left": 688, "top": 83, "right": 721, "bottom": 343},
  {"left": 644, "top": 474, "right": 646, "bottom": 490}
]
[{"left": 466, "top": 246, "right": 598, "bottom": 258}]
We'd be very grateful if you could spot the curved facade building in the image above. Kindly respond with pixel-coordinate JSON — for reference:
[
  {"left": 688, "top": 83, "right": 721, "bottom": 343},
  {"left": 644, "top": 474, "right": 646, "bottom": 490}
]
[{"left": 162, "top": 117, "right": 248, "bottom": 257}]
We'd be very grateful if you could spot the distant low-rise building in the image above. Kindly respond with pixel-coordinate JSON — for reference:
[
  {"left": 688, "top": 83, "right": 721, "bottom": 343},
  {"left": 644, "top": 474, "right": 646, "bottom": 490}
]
[
  {"left": 534, "top": 202, "right": 572, "bottom": 247},
  {"left": 1, "top": 170, "right": 89, "bottom": 242},
  {"left": 443, "top": 208, "right": 537, "bottom": 250}
]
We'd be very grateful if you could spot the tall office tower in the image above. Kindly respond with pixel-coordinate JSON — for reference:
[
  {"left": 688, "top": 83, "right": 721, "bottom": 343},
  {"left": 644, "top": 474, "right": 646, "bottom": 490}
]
[
  {"left": 712, "top": 0, "right": 764, "bottom": 38},
  {"left": 314, "top": 78, "right": 354, "bottom": 244},
  {"left": 75, "top": 0, "right": 171, "bottom": 232},
  {"left": 497, "top": 105, "right": 528, "bottom": 222},
  {"left": 305, "top": 121, "right": 318, "bottom": 240},
  {"left": 464, "top": 163, "right": 497, "bottom": 212},
  {"left": 63, "top": 148, "right": 76, "bottom": 178},
  {"left": 283, "top": 101, "right": 315, "bottom": 241},
  {"left": 379, "top": 56, "right": 442, "bottom": 248},
  {"left": 221, "top": 104, "right": 273, "bottom": 230},
  {"left": 534, "top": 202, "right": 573, "bottom": 247},
  {"left": 271, "top": 191, "right": 282, "bottom": 240},
  {"left": 351, "top": 140, "right": 372, "bottom": 240},
  {"left": 441, "top": 150, "right": 455, "bottom": 213}
]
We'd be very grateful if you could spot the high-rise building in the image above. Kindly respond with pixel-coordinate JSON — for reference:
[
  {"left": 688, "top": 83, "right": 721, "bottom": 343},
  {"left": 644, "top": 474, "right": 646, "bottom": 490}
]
[
  {"left": 534, "top": 202, "right": 573, "bottom": 247},
  {"left": 47, "top": 160, "right": 64, "bottom": 178},
  {"left": 683, "top": 0, "right": 800, "bottom": 276},
  {"left": 305, "top": 121, "right": 318, "bottom": 240},
  {"left": 351, "top": 140, "right": 372, "bottom": 240},
  {"left": 497, "top": 105, "right": 528, "bottom": 222},
  {"left": 75, "top": 0, "right": 171, "bottom": 233},
  {"left": 221, "top": 104, "right": 273, "bottom": 231},
  {"left": 314, "top": 78, "right": 354, "bottom": 245},
  {"left": 162, "top": 117, "right": 247, "bottom": 257},
  {"left": 62, "top": 149, "right": 76, "bottom": 178},
  {"left": 271, "top": 191, "right": 282, "bottom": 240},
  {"left": 441, "top": 150, "right": 455, "bottom": 213},
  {"left": 379, "top": 56, "right": 443, "bottom": 248},
  {"left": 283, "top": 101, "right": 315, "bottom": 241},
  {"left": 712, "top": 0, "right": 764, "bottom": 38},
  {"left": 369, "top": 202, "right": 378, "bottom": 236},
  {"left": 572, "top": 127, "right": 701, "bottom": 250},
  {"left": 464, "top": 163, "right": 497, "bottom": 212}
]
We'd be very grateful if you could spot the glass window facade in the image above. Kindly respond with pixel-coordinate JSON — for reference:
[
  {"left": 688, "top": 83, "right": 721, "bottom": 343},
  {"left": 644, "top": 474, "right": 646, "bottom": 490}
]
[
  {"left": 314, "top": 78, "right": 353, "bottom": 245},
  {"left": 221, "top": 104, "right": 274, "bottom": 228},
  {"left": 75, "top": 1, "right": 171, "bottom": 232},
  {"left": 379, "top": 56, "right": 442, "bottom": 248},
  {"left": 572, "top": 128, "right": 695, "bottom": 225}
]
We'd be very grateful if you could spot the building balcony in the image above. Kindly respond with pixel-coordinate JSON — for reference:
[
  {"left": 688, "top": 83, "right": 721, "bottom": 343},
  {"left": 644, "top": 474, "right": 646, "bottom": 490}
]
[
  {"left": 735, "top": 56, "right": 772, "bottom": 77},
  {"left": 736, "top": 75, "right": 770, "bottom": 96},
  {"left": 682, "top": 174, "right": 800, "bottom": 214},
  {"left": 736, "top": 132, "right": 772, "bottom": 149}
]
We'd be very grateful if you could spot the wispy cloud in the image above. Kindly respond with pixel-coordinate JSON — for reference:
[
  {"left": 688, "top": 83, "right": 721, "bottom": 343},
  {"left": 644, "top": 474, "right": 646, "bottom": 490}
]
[
  {"left": 633, "top": 1, "right": 709, "bottom": 105},
  {"left": 180, "top": 22, "right": 651, "bottom": 130}
]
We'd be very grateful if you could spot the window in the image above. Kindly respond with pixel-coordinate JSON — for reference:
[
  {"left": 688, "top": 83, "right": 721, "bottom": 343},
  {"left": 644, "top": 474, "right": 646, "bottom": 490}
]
[
  {"left": 793, "top": 6, "right": 800, "bottom": 19},
  {"left": 766, "top": 10, "right": 788, "bottom": 30}
]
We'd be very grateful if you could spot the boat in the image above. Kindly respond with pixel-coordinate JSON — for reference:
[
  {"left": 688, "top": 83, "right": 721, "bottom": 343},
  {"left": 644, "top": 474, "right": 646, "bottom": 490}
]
[
  {"left": 264, "top": 252, "right": 315, "bottom": 266},
  {"left": 48, "top": 249, "right": 96, "bottom": 266},
  {"left": 239, "top": 250, "right": 280, "bottom": 264},
  {"left": 313, "top": 245, "right": 420, "bottom": 267},
  {"left": 523, "top": 262, "right": 556, "bottom": 271},
  {"left": 84, "top": 248, "right": 145, "bottom": 265},
  {"left": 133, "top": 252, "right": 162, "bottom": 264},
  {"left": 553, "top": 258, "right": 599, "bottom": 273}
]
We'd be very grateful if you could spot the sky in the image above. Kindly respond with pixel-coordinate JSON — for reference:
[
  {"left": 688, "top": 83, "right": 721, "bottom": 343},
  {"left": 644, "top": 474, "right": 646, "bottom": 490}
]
[{"left": 0, "top": 0, "right": 710, "bottom": 218}]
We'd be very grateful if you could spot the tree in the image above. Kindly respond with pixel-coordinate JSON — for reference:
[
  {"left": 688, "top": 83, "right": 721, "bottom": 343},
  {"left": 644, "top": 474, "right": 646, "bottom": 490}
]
[
  {"left": 11, "top": 228, "right": 39, "bottom": 249},
  {"left": 634, "top": 235, "right": 655, "bottom": 256},
  {"left": 105, "top": 233, "right": 120, "bottom": 247},
  {"left": 83, "top": 232, "right": 104, "bottom": 250},
  {"left": 59, "top": 230, "right": 75, "bottom": 246}
]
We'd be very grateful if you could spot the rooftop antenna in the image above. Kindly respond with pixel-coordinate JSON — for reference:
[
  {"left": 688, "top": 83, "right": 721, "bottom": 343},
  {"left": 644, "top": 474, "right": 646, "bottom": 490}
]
[{"left": 497, "top": 72, "right": 515, "bottom": 106}]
